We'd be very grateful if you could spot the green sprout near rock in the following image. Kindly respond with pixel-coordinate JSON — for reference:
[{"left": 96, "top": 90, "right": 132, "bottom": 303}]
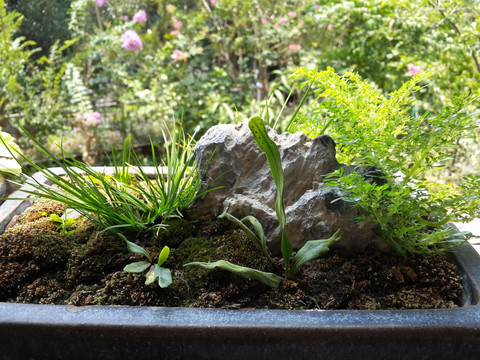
[{"left": 186, "top": 116, "right": 343, "bottom": 288}]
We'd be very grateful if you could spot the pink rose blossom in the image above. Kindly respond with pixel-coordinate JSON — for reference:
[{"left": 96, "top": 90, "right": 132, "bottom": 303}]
[
  {"left": 408, "top": 64, "right": 421, "bottom": 76},
  {"left": 279, "top": 17, "right": 287, "bottom": 24},
  {"left": 96, "top": 0, "right": 108, "bottom": 7},
  {"left": 172, "top": 49, "right": 187, "bottom": 62},
  {"left": 171, "top": 30, "right": 179, "bottom": 35},
  {"left": 120, "top": 15, "right": 129, "bottom": 21},
  {"left": 327, "top": 23, "right": 333, "bottom": 30},
  {"left": 121, "top": 30, "right": 143, "bottom": 51},
  {"left": 210, "top": 0, "right": 217, "bottom": 6},
  {"left": 262, "top": 18, "right": 268, "bottom": 25},
  {"left": 288, "top": 11, "right": 297, "bottom": 18},
  {"left": 83, "top": 112, "right": 101, "bottom": 126},
  {"left": 173, "top": 21, "right": 183, "bottom": 29},
  {"left": 133, "top": 9, "right": 147, "bottom": 23},
  {"left": 289, "top": 44, "right": 301, "bottom": 51}
]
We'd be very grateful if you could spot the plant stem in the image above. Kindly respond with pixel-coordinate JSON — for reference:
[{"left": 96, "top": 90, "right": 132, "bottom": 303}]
[{"left": 94, "top": 4, "right": 104, "bottom": 32}]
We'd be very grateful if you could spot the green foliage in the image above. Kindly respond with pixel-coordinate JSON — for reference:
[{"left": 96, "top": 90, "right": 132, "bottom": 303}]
[
  {"left": 2, "top": 0, "right": 479, "bottom": 175},
  {"left": 41, "top": 211, "right": 76, "bottom": 235},
  {"left": 248, "top": 116, "right": 293, "bottom": 272},
  {"left": 6, "top": 0, "right": 72, "bottom": 59},
  {"left": 0, "top": 123, "right": 206, "bottom": 235},
  {"left": 218, "top": 213, "right": 275, "bottom": 267},
  {"left": 185, "top": 260, "right": 283, "bottom": 288},
  {"left": 123, "top": 240, "right": 172, "bottom": 288},
  {"left": 293, "top": 67, "right": 479, "bottom": 254},
  {"left": 0, "top": 0, "right": 37, "bottom": 120},
  {"left": 188, "top": 116, "right": 343, "bottom": 287}
]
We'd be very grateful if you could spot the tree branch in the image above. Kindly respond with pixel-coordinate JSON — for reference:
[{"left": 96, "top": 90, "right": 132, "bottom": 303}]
[{"left": 429, "top": 1, "right": 480, "bottom": 74}]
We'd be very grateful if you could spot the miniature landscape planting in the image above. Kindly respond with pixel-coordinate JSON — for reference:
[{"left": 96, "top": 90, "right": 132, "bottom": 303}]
[
  {"left": 0, "top": 201, "right": 464, "bottom": 309},
  {"left": 1, "top": 68, "right": 479, "bottom": 310}
]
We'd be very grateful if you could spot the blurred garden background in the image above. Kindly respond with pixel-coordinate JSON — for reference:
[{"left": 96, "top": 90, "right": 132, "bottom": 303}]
[{"left": 1, "top": 0, "right": 479, "bottom": 182}]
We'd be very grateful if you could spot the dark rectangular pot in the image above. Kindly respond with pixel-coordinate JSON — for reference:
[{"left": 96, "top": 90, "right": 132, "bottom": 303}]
[{"left": 0, "top": 168, "right": 479, "bottom": 360}]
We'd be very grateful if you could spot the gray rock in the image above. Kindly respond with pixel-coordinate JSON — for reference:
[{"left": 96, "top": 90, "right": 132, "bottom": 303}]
[{"left": 189, "top": 122, "right": 378, "bottom": 254}]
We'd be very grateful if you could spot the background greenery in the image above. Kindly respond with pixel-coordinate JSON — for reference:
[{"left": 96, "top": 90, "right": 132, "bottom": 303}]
[{"left": 1, "top": 0, "right": 479, "bottom": 180}]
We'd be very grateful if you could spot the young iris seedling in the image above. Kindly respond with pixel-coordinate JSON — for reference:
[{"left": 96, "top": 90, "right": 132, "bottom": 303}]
[
  {"left": 123, "top": 240, "right": 172, "bottom": 288},
  {"left": 186, "top": 116, "right": 343, "bottom": 287}
]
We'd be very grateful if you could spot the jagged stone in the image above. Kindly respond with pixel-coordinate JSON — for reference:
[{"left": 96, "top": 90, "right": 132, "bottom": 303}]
[{"left": 188, "top": 122, "right": 378, "bottom": 254}]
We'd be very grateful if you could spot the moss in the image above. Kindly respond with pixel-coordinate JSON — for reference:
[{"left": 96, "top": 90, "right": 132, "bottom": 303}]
[
  {"left": 148, "top": 217, "right": 235, "bottom": 248},
  {"left": 171, "top": 223, "right": 270, "bottom": 293},
  {"left": 1, "top": 218, "right": 72, "bottom": 265},
  {"left": 149, "top": 218, "right": 202, "bottom": 248},
  {"left": 0, "top": 200, "right": 466, "bottom": 310},
  {"left": 16, "top": 201, "right": 66, "bottom": 225},
  {"left": 65, "top": 231, "right": 129, "bottom": 286}
]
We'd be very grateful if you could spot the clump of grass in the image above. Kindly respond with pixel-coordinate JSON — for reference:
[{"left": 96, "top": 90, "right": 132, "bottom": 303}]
[{"left": 1, "top": 123, "right": 210, "bottom": 236}]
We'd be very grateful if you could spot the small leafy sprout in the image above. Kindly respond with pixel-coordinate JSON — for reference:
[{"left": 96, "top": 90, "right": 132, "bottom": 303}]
[
  {"left": 123, "top": 239, "right": 173, "bottom": 288},
  {"left": 41, "top": 211, "right": 76, "bottom": 235},
  {"left": 186, "top": 117, "right": 343, "bottom": 287}
]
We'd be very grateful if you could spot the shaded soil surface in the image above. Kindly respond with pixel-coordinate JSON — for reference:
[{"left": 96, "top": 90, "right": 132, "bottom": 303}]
[{"left": 0, "top": 201, "right": 465, "bottom": 310}]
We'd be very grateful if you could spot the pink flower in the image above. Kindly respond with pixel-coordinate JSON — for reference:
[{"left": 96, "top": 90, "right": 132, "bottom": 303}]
[
  {"left": 170, "top": 30, "right": 179, "bottom": 35},
  {"left": 120, "top": 15, "right": 129, "bottom": 21},
  {"left": 133, "top": 10, "right": 147, "bottom": 23},
  {"left": 315, "top": 3, "right": 320, "bottom": 9},
  {"left": 289, "top": 44, "right": 301, "bottom": 51},
  {"left": 121, "top": 30, "right": 143, "bottom": 51},
  {"left": 288, "top": 11, "right": 297, "bottom": 18},
  {"left": 172, "top": 49, "right": 187, "bottom": 62},
  {"left": 262, "top": 18, "right": 268, "bottom": 25},
  {"left": 210, "top": 0, "right": 217, "bottom": 6},
  {"left": 83, "top": 112, "right": 101, "bottom": 126},
  {"left": 96, "top": 0, "right": 108, "bottom": 7},
  {"left": 327, "top": 23, "right": 333, "bottom": 30},
  {"left": 279, "top": 17, "right": 287, "bottom": 24},
  {"left": 408, "top": 64, "right": 421, "bottom": 76},
  {"left": 173, "top": 20, "right": 182, "bottom": 29},
  {"left": 241, "top": 22, "right": 246, "bottom": 27}
]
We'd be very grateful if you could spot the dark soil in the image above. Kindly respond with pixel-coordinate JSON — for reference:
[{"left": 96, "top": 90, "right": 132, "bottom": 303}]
[{"left": 0, "top": 201, "right": 465, "bottom": 310}]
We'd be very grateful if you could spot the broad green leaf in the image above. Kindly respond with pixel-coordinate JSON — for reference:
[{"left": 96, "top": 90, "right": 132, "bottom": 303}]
[
  {"left": 145, "top": 264, "right": 172, "bottom": 288},
  {"left": 123, "top": 261, "right": 151, "bottom": 273},
  {"left": 218, "top": 213, "right": 276, "bottom": 267},
  {"left": 185, "top": 260, "right": 283, "bottom": 288},
  {"left": 248, "top": 116, "right": 293, "bottom": 270},
  {"left": 290, "top": 229, "right": 344, "bottom": 275},
  {"left": 248, "top": 116, "right": 284, "bottom": 193},
  {"left": 240, "top": 215, "right": 269, "bottom": 255},
  {"left": 125, "top": 240, "right": 152, "bottom": 262},
  {"left": 157, "top": 246, "right": 170, "bottom": 266},
  {"left": 218, "top": 212, "right": 263, "bottom": 252}
]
